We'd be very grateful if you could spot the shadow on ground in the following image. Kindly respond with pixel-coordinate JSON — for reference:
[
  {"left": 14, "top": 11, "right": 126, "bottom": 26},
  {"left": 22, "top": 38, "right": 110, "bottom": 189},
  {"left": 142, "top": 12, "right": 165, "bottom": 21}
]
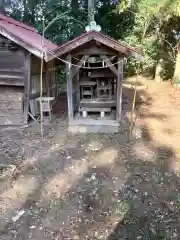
[{"left": 0, "top": 81, "right": 179, "bottom": 240}]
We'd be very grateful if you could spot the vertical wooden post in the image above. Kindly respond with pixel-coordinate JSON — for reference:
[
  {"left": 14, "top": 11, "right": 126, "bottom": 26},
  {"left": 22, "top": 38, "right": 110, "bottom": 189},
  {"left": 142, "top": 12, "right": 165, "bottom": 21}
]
[
  {"left": 55, "top": 68, "right": 58, "bottom": 100},
  {"left": 45, "top": 62, "right": 50, "bottom": 97},
  {"left": 77, "top": 72, "right": 80, "bottom": 106},
  {"left": 23, "top": 52, "right": 31, "bottom": 125},
  {"left": 116, "top": 57, "right": 123, "bottom": 122},
  {"left": 66, "top": 54, "right": 74, "bottom": 120}
]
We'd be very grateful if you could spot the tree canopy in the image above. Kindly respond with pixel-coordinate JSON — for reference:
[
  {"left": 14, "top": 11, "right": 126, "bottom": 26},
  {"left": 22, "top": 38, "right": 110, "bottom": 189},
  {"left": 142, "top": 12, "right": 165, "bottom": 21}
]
[{"left": 1, "top": 0, "right": 180, "bottom": 82}]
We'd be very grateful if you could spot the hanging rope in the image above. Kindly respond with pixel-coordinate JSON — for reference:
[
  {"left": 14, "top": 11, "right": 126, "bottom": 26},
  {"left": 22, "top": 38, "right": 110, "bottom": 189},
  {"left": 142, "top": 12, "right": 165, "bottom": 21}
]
[
  {"left": 72, "top": 55, "right": 116, "bottom": 63},
  {"left": 39, "top": 17, "right": 45, "bottom": 139},
  {"left": 46, "top": 49, "right": 126, "bottom": 69}
]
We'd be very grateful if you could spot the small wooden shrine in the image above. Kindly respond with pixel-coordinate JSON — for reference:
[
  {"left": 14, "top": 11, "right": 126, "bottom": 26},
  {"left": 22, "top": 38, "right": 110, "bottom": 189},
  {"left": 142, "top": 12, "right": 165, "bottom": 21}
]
[{"left": 48, "top": 30, "right": 143, "bottom": 131}]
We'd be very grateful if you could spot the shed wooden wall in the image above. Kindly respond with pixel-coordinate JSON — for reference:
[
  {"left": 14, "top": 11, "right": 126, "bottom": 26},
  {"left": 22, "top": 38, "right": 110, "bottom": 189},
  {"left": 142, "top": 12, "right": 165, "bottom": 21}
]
[
  {"left": 0, "top": 36, "right": 25, "bottom": 87},
  {"left": 0, "top": 36, "right": 25, "bottom": 125},
  {"left": 0, "top": 87, "right": 23, "bottom": 125}
]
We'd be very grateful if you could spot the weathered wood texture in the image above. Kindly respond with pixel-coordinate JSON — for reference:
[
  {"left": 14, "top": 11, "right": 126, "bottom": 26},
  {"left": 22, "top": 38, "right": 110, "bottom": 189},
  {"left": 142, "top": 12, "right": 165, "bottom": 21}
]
[
  {"left": 0, "top": 36, "right": 24, "bottom": 86},
  {"left": 66, "top": 55, "right": 74, "bottom": 120},
  {"left": 72, "top": 55, "right": 89, "bottom": 78},
  {"left": 0, "top": 87, "right": 23, "bottom": 125},
  {"left": 0, "top": 26, "right": 42, "bottom": 59},
  {"left": 73, "top": 43, "right": 117, "bottom": 56},
  {"left": 23, "top": 52, "right": 31, "bottom": 124},
  {"left": 49, "top": 31, "right": 143, "bottom": 62},
  {"left": 116, "top": 58, "right": 123, "bottom": 122},
  {"left": 30, "top": 55, "right": 46, "bottom": 94},
  {"left": 100, "top": 55, "right": 118, "bottom": 76},
  {"left": 30, "top": 57, "right": 56, "bottom": 97}
]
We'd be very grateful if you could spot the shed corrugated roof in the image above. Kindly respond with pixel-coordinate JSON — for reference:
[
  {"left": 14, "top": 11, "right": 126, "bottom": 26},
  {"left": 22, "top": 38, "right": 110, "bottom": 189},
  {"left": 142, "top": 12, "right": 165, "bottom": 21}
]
[{"left": 0, "top": 13, "right": 57, "bottom": 59}]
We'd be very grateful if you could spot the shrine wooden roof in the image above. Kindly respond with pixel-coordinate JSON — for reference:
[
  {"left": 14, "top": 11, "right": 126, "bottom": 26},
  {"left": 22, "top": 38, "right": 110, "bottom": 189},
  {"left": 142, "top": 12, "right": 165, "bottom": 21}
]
[{"left": 47, "top": 30, "right": 144, "bottom": 62}]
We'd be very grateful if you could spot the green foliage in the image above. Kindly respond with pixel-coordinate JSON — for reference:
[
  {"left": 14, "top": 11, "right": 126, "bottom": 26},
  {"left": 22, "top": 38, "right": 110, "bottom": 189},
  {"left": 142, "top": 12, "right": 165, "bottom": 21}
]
[
  {"left": 3, "top": 0, "right": 180, "bottom": 81},
  {"left": 115, "top": 0, "right": 180, "bottom": 80}
]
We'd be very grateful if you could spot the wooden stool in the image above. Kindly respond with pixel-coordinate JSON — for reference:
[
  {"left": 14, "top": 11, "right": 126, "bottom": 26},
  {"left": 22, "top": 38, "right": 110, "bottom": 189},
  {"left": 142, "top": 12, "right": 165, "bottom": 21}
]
[{"left": 36, "top": 97, "right": 54, "bottom": 122}]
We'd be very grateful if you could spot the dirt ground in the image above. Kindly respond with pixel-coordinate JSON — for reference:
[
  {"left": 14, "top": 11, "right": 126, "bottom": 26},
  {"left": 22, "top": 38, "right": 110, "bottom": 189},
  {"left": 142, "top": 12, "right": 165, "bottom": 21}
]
[{"left": 1, "top": 77, "right": 180, "bottom": 240}]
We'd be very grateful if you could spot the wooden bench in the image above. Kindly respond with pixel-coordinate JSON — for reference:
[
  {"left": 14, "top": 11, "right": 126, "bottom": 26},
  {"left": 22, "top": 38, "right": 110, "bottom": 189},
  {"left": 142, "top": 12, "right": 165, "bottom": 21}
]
[{"left": 79, "top": 107, "right": 111, "bottom": 118}]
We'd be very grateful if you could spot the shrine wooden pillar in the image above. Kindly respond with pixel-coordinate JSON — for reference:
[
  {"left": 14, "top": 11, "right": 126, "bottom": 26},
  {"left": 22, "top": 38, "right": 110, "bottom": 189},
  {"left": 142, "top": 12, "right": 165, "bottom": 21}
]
[
  {"left": 23, "top": 52, "right": 31, "bottom": 125},
  {"left": 116, "top": 57, "right": 123, "bottom": 122},
  {"left": 66, "top": 54, "right": 74, "bottom": 120}
]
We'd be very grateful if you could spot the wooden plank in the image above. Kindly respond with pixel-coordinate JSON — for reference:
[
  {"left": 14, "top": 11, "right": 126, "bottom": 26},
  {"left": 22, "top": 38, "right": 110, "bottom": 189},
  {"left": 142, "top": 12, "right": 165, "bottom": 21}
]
[
  {"left": 0, "top": 116, "right": 23, "bottom": 125},
  {"left": 45, "top": 63, "right": 50, "bottom": 97},
  {"left": 29, "top": 90, "right": 47, "bottom": 99},
  {"left": 77, "top": 73, "right": 80, "bottom": 107},
  {"left": 48, "top": 35, "right": 93, "bottom": 62},
  {"left": 80, "top": 81, "right": 96, "bottom": 86},
  {"left": 0, "top": 101, "right": 22, "bottom": 109},
  {"left": 66, "top": 54, "right": 74, "bottom": 120},
  {"left": 23, "top": 52, "right": 31, "bottom": 125},
  {"left": 116, "top": 57, "right": 123, "bottom": 122},
  {"left": 79, "top": 107, "right": 111, "bottom": 112},
  {"left": 0, "top": 87, "right": 23, "bottom": 100},
  {"left": 0, "top": 79, "right": 24, "bottom": 86},
  {"left": 0, "top": 110, "right": 22, "bottom": 117},
  {"left": 73, "top": 45, "right": 116, "bottom": 56},
  {"left": 93, "top": 33, "right": 129, "bottom": 55},
  {"left": 0, "top": 68, "right": 24, "bottom": 72},
  {"left": 80, "top": 98, "right": 116, "bottom": 108},
  {"left": 90, "top": 69, "right": 114, "bottom": 78},
  {"left": 0, "top": 86, "right": 23, "bottom": 125},
  {"left": 100, "top": 55, "right": 118, "bottom": 77},
  {"left": 72, "top": 55, "right": 89, "bottom": 78},
  {"left": 0, "top": 74, "right": 23, "bottom": 79}
]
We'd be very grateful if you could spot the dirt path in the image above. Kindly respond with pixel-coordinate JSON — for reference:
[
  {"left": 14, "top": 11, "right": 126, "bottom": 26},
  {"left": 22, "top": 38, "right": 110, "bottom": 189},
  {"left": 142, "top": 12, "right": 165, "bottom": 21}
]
[{"left": 0, "top": 79, "right": 180, "bottom": 240}]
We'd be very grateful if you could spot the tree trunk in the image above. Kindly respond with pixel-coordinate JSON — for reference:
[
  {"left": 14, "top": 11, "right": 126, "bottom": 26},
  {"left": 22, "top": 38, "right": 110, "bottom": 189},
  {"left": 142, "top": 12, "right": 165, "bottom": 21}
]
[
  {"left": 71, "top": 0, "right": 79, "bottom": 13},
  {"left": 155, "top": 58, "right": 163, "bottom": 83},
  {"left": 88, "top": 0, "right": 95, "bottom": 23},
  {"left": 0, "top": 0, "right": 5, "bottom": 14},
  {"left": 23, "top": 0, "right": 29, "bottom": 23},
  {"left": 173, "top": 46, "right": 180, "bottom": 83}
]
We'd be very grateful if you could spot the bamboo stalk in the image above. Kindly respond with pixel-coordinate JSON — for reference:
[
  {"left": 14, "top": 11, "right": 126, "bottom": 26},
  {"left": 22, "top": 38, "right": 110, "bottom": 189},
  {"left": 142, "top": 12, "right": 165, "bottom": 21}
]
[
  {"left": 129, "top": 82, "right": 137, "bottom": 141},
  {"left": 40, "top": 17, "right": 45, "bottom": 138},
  {"left": 128, "top": 64, "right": 140, "bottom": 141},
  {"left": 40, "top": 56, "right": 44, "bottom": 138}
]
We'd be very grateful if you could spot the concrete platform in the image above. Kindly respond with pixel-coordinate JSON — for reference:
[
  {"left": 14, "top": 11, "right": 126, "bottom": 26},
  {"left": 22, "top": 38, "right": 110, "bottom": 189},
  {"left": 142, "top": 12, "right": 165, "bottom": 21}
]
[{"left": 68, "top": 125, "right": 120, "bottom": 133}]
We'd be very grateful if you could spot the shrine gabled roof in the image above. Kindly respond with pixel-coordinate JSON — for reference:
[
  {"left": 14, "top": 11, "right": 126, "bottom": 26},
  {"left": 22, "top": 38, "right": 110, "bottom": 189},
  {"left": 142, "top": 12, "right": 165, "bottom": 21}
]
[{"left": 46, "top": 30, "right": 144, "bottom": 62}]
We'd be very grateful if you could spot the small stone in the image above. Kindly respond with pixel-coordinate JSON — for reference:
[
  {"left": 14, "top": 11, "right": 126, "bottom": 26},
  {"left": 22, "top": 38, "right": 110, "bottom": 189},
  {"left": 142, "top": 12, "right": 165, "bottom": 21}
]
[
  {"left": 91, "top": 174, "right": 96, "bottom": 180},
  {"left": 144, "top": 192, "right": 148, "bottom": 196},
  {"left": 137, "top": 236, "right": 142, "bottom": 239},
  {"left": 173, "top": 232, "right": 178, "bottom": 237},
  {"left": 74, "top": 235, "right": 79, "bottom": 240},
  {"left": 30, "top": 225, "right": 36, "bottom": 229}
]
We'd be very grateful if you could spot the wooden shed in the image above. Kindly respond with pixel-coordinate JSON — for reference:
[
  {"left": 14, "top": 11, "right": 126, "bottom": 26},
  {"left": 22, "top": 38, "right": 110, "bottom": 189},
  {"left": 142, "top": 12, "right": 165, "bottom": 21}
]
[
  {"left": 0, "top": 14, "right": 58, "bottom": 125},
  {"left": 47, "top": 30, "right": 143, "bottom": 131}
]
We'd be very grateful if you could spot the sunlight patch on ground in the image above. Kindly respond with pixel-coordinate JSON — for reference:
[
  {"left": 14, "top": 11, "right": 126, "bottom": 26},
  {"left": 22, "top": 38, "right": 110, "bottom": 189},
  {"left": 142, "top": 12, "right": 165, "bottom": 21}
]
[
  {"left": 0, "top": 175, "right": 37, "bottom": 223},
  {"left": 133, "top": 142, "right": 155, "bottom": 162},
  {"left": 91, "top": 147, "right": 119, "bottom": 167},
  {"left": 44, "top": 160, "right": 89, "bottom": 199}
]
